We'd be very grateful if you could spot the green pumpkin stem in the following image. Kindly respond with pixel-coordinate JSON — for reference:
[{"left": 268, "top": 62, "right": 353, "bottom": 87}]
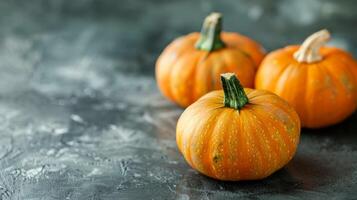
[
  {"left": 221, "top": 73, "right": 249, "bottom": 110},
  {"left": 195, "top": 12, "right": 226, "bottom": 52}
]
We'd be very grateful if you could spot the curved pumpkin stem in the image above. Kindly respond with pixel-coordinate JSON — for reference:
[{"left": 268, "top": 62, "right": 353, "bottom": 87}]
[
  {"left": 293, "top": 29, "right": 331, "bottom": 63},
  {"left": 195, "top": 12, "right": 226, "bottom": 52},
  {"left": 221, "top": 73, "right": 249, "bottom": 110}
]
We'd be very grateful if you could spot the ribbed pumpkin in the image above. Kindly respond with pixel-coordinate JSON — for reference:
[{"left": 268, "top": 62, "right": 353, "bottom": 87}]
[
  {"left": 176, "top": 73, "right": 300, "bottom": 181},
  {"left": 156, "top": 12, "right": 265, "bottom": 107},
  {"left": 255, "top": 30, "right": 357, "bottom": 128}
]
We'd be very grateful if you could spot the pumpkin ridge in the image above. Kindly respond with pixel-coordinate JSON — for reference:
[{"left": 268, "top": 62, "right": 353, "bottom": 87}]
[
  {"left": 187, "top": 108, "right": 214, "bottom": 168},
  {"left": 200, "top": 94, "right": 225, "bottom": 108},
  {"left": 320, "top": 59, "right": 356, "bottom": 124},
  {"left": 232, "top": 110, "right": 243, "bottom": 179},
  {"left": 254, "top": 105, "right": 292, "bottom": 165},
  {"left": 246, "top": 107, "right": 281, "bottom": 176},
  {"left": 233, "top": 46, "right": 257, "bottom": 70},
  {"left": 273, "top": 62, "right": 296, "bottom": 95},
  {"left": 226, "top": 110, "right": 241, "bottom": 179},
  {"left": 178, "top": 110, "right": 198, "bottom": 167},
  {"left": 206, "top": 109, "right": 232, "bottom": 178},
  {"left": 209, "top": 51, "right": 225, "bottom": 90},
  {"left": 245, "top": 89, "right": 266, "bottom": 102},
  {"left": 276, "top": 61, "right": 306, "bottom": 115},
  {"left": 319, "top": 62, "right": 340, "bottom": 96},
  {"left": 234, "top": 108, "right": 252, "bottom": 179},
  {"left": 198, "top": 108, "right": 223, "bottom": 176},
  {"left": 243, "top": 109, "right": 267, "bottom": 178},
  {"left": 169, "top": 51, "right": 201, "bottom": 106},
  {"left": 304, "top": 63, "right": 320, "bottom": 126},
  {"left": 223, "top": 49, "right": 256, "bottom": 87},
  {"left": 271, "top": 108, "right": 296, "bottom": 159},
  {"left": 256, "top": 59, "right": 278, "bottom": 90},
  {"left": 192, "top": 51, "right": 211, "bottom": 102},
  {"left": 254, "top": 95, "right": 300, "bottom": 131},
  {"left": 220, "top": 109, "right": 236, "bottom": 179},
  {"left": 180, "top": 103, "right": 213, "bottom": 167},
  {"left": 223, "top": 32, "right": 265, "bottom": 66},
  {"left": 218, "top": 50, "right": 235, "bottom": 85},
  {"left": 259, "top": 55, "right": 294, "bottom": 92},
  {"left": 222, "top": 39, "right": 258, "bottom": 70},
  {"left": 293, "top": 62, "right": 308, "bottom": 122},
  {"left": 333, "top": 55, "right": 357, "bottom": 94},
  {"left": 319, "top": 63, "right": 349, "bottom": 125},
  {"left": 162, "top": 42, "right": 197, "bottom": 101}
]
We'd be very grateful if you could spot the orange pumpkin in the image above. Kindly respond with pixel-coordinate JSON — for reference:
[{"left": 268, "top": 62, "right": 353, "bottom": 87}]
[
  {"left": 176, "top": 73, "right": 300, "bottom": 181},
  {"left": 156, "top": 12, "right": 265, "bottom": 107},
  {"left": 255, "top": 30, "right": 357, "bottom": 128}
]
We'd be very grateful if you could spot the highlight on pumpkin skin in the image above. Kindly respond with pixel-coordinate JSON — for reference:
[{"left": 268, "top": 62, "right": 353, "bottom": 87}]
[
  {"left": 176, "top": 73, "right": 301, "bottom": 181},
  {"left": 255, "top": 29, "right": 357, "bottom": 128},
  {"left": 155, "top": 12, "right": 266, "bottom": 108}
]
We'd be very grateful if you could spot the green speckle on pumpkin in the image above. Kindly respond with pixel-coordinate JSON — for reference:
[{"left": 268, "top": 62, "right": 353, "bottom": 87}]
[
  {"left": 340, "top": 74, "right": 355, "bottom": 92},
  {"left": 213, "top": 155, "right": 222, "bottom": 163}
]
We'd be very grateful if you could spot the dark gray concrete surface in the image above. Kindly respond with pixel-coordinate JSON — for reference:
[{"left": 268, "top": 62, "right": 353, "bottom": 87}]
[{"left": 0, "top": 0, "right": 357, "bottom": 199}]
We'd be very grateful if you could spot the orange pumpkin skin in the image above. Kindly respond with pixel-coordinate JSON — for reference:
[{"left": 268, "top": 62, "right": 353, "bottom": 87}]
[
  {"left": 255, "top": 45, "right": 357, "bottom": 128},
  {"left": 176, "top": 86, "right": 300, "bottom": 181},
  {"left": 156, "top": 14, "right": 265, "bottom": 108}
]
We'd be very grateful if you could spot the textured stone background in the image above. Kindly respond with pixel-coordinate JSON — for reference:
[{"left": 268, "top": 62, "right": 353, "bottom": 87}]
[{"left": 0, "top": 0, "right": 357, "bottom": 199}]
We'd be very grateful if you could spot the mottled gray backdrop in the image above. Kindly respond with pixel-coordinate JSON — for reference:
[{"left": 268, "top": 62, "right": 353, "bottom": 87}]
[{"left": 0, "top": 0, "right": 357, "bottom": 199}]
